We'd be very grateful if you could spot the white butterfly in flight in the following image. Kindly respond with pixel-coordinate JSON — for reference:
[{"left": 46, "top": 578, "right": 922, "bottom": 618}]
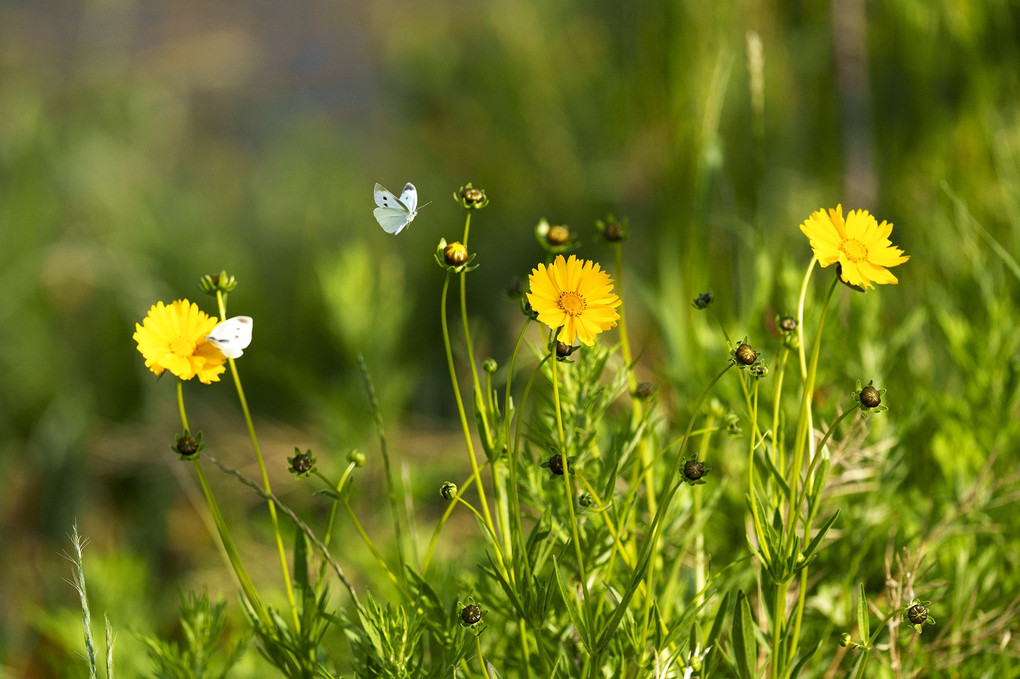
[
  {"left": 373, "top": 182, "right": 428, "bottom": 234},
  {"left": 205, "top": 316, "right": 253, "bottom": 359}
]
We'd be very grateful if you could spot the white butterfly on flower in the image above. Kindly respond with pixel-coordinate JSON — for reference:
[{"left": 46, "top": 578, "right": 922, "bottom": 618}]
[
  {"left": 205, "top": 316, "right": 253, "bottom": 359},
  {"left": 373, "top": 182, "right": 428, "bottom": 234}
]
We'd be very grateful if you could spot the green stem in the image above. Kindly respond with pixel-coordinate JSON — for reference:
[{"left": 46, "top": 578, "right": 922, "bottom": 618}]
[
  {"left": 788, "top": 273, "right": 839, "bottom": 524},
  {"left": 215, "top": 291, "right": 299, "bottom": 632},
  {"left": 746, "top": 376, "right": 772, "bottom": 566},
  {"left": 439, "top": 273, "right": 505, "bottom": 574},
  {"left": 551, "top": 348, "right": 594, "bottom": 634},
  {"left": 596, "top": 363, "right": 733, "bottom": 651},
  {"left": 175, "top": 379, "right": 267, "bottom": 624}
]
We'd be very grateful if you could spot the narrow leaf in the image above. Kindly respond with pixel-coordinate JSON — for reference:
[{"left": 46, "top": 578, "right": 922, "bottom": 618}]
[
  {"left": 857, "top": 583, "right": 870, "bottom": 644},
  {"left": 733, "top": 591, "right": 756, "bottom": 679},
  {"left": 552, "top": 557, "right": 592, "bottom": 652}
]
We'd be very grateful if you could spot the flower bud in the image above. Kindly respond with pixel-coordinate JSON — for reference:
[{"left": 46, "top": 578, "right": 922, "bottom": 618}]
[
  {"left": 735, "top": 343, "right": 757, "bottom": 365},
  {"left": 556, "top": 341, "right": 576, "bottom": 359},
  {"left": 483, "top": 358, "right": 498, "bottom": 374},
  {"left": 455, "top": 183, "right": 489, "bottom": 209},
  {"left": 347, "top": 450, "right": 366, "bottom": 467},
  {"left": 543, "top": 453, "right": 569, "bottom": 476},
  {"left": 444, "top": 242, "right": 469, "bottom": 266},
  {"left": 460, "top": 603, "right": 483, "bottom": 625},
  {"left": 691, "top": 291, "right": 714, "bottom": 309},
  {"left": 751, "top": 363, "right": 769, "bottom": 378},
  {"left": 289, "top": 451, "right": 314, "bottom": 475},
  {"left": 578, "top": 492, "right": 595, "bottom": 508},
  {"left": 596, "top": 214, "right": 629, "bottom": 243},
  {"left": 173, "top": 432, "right": 202, "bottom": 459},
  {"left": 288, "top": 448, "right": 317, "bottom": 477},
  {"left": 860, "top": 385, "right": 881, "bottom": 408},
  {"left": 634, "top": 382, "right": 657, "bottom": 400},
  {"left": 683, "top": 459, "right": 705, "bottom": 481},
  {"left": 853, "top": 379, "right": 888, "bottom": 417},
  {"left": 839, "top": 632, "right": 853, "bottom": 648},
  {"left": 778, "top": 316, "right": 797, "bottom": 333},
  {"left": 546, "top": 225, "right": 571, "bottom": 246},
  {"left": 199, "top": 270, "right": 238, "bottom": 296},
  {"left": 907, "top": 603, "right": 928, "bottom": 626},
  {"left": 440, "top": 482, "right": 458, "bottom": 500}
]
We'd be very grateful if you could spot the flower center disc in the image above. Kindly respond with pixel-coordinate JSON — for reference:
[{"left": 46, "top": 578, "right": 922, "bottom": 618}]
[
  {"left": 557, "top": 291, "right": 587, "bottom": 317},
  {"left": 169, "top": 337, "right": 196, "bottom": 357},
  {"left": 840, "top": 238, "right": 869, "bottom": 262}
]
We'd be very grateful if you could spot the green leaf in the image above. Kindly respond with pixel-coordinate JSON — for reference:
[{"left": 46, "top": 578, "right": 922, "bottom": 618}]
[
  {"left": 802, "top": 509, "right": 840, "bottom": 562},
  {"left": 857, "top": 583, "right": 870, "bottom": 645},
  {"left": 788, "top": 640, "right": 820, "bottom": 679},
  {"left": 733, "top": 591, "right": 756, "bottom": 679},
  {"left": 760, "top": 449, "right": 791, "bottom": 498},
  {"left": 552, "top": 556, "right": 592, "bottom": 652}
]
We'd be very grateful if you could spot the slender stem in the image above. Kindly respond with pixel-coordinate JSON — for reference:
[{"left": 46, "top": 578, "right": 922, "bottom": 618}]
[
  {"left": 475, "top": 634, "right": 491, "bottom": 679},
  {"left": 439, "top": 273, "right": 504, "bottom": 572},
  {"left": 176, "top": 380, "right": 189, "bottom": 432},
  {"left": 597, "top": 363, "right": 733, "bottom": 650},
  {"left": 746, "top": 376, "right": 772, "bottom": 566},
  {"left": 788, "top": 274, "right": 839, "bottom": 522},
  {"left": 551, "top": 348, "right": 593, "bottom": 631},
  {"left": 191, "top": 458, "right": 268, "bottom": 624},
  {"left": 459, "top": 212, "right": 495, "bottom": 451},
  {"left": 215, "top": 291, "right": 299, "bottom": 631},
  {"left": 315, "top": 464, "right": 356, "bottom": 589},
  {"left": 795, "top": 259, "right": 816, "bottom": 380},
  {"left": 174, "top": 379, "right": 267, "bottom": 624}
]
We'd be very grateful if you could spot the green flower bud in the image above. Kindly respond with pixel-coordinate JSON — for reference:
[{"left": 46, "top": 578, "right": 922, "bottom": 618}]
[
  {"left": 347, "top": 450, "right": 366, "bottom": 467},
  {"left": 199, "top": 270, "right": 238, "bottom": 296},
  {"left": 440, "top": 482, "right": 458, "bottom": 500},
  {"left": 455, "top": 183, "right": 489, "bottom": 209}
]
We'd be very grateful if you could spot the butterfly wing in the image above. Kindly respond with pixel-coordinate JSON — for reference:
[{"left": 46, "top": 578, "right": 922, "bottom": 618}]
[
  {"left": 398, "top": 183, "right": 418, "bottom": 212},
  {"left": 374, "top": 183, "right": 404, "bottom": 209},
  {"left": 206, "top": 316, "right": 253, "bottom": 359},
  {"left": 374, "top": 206, "right": 413, "bottom": 234}
]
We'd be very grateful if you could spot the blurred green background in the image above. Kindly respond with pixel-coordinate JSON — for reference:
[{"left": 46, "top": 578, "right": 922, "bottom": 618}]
[{"left": 2, "top": 0, "right": 1019, "bottom": 675}]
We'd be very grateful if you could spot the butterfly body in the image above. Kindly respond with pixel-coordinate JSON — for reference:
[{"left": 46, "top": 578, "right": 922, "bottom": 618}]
[
  {"left": 206, "top": 316, "right": 253, "bottom": 359},
  {"left": 374, "top": 182, "right": 424, "bottom": 234}
]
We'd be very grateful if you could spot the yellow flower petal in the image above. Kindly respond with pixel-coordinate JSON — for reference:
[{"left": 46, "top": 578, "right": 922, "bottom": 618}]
[
  {"left": 800, "top": 206, "right": 909, "bottom": 289},
  {"left": 528, "top": 255, "right": 621, "bottom": 347},
  {"left": 134, "top": 299, "right": 227, "bottom": 383}
]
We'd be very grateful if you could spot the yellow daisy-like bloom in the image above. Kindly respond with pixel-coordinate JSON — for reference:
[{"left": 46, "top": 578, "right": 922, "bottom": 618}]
[
  {"left": 527, "top": 255, "right": 622, "bottom": 346},
  {"left": 133, "top": 299, "right": 227, "bottom": 384},
  {"left": 800, "top": 204, "right": 910, "bottom": 290}
]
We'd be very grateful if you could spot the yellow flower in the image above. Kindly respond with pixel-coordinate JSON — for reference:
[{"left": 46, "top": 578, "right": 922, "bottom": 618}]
[
  {"left": 800, "top": 205, "right": 909, "bottom": 290},
  {"left": 527, "top": 255, "right": 622, "bottom": 346},
  {"left": 133, "top": 300, "right": 227, "bottom": 384}
]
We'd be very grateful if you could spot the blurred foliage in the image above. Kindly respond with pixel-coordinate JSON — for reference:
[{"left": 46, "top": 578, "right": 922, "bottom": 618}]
[{"left": 1, "top": 0, "right": 1019, "bottom": 675}]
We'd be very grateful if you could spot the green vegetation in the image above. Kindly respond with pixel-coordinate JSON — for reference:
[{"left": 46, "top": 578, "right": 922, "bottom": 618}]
[{"left": 2, "top": 1, "right": 1019, "bottom": 677}]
